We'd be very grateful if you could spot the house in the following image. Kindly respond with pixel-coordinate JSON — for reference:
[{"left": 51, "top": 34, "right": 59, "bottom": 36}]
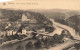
[{"left": 22, "top": 29, "right": 26, "bottom": 35}]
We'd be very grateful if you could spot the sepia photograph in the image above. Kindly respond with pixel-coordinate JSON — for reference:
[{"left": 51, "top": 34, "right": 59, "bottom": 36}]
[{"left": 0, "top": 0, "right": 80, "bottom": 50}]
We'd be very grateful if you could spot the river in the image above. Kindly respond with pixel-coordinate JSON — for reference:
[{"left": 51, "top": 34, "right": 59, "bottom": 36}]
[{"left": 50, "top": 19, "right": 80, "bottom": 40}]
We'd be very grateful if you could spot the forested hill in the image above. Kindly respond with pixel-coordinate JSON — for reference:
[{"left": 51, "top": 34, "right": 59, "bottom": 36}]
[{"left": 0, "top": 9, "right": 53, "bottom": 31}]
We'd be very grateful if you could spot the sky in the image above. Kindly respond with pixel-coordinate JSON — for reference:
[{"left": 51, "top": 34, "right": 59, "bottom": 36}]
[
  {"left": 0, "top": 0, "right": 80, "bottom": 10},
  {"left": 0, "top": 0, "right": 14, "bottom": 2}
]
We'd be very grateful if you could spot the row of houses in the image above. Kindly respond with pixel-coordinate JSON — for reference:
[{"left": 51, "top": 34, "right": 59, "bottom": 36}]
[{"left": 0, "top": 28, "right": 47, "bottom": 37}]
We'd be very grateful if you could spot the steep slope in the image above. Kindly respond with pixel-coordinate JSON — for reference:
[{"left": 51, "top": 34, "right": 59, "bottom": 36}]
[
  {"left": 0, "top": 9, "right": 54, "bottom": 32},
  {"left": 66, "top": 15, "right": 80, "bottom": 34}
]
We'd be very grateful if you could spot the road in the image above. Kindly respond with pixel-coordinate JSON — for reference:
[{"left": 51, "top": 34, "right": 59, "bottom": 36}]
[{"left": 47, "top": 40, "right": 80, "bottom": 50}]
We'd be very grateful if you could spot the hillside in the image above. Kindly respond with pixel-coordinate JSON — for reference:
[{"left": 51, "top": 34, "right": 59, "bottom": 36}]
[
  {"left": 0, "top": 9, "right": 54, "bottom": 32},
  {"left": 66, "top": 15, "right": 80, "bottom": 34}
]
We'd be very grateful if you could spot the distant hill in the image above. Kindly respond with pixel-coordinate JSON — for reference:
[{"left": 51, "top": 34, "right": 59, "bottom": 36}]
[{"left": 28, "top": 9, "right": 80, "bottom": 19}]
